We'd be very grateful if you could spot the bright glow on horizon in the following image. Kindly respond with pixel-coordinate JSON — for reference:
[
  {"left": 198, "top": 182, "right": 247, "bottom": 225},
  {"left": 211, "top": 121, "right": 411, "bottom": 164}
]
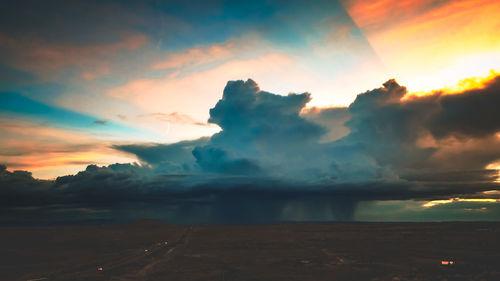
[{"left": 422, "top": 198, "right": 500, "bottom": 208}]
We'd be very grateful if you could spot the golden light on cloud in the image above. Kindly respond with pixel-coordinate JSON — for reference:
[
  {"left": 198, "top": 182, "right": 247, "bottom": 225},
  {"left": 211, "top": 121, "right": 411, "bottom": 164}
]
[
  {"left": 422, "top": 198, "right": 500, "bottom": 208},
  {"left": 483, "top": 190, "right": 500, "bottom": 195},
  {"left": 344, "top": 0, "right": 500, "bottom": 98},
  {"left": 486, "top": 162, "right": 500, "bottom": 183},
  {"left": 395, "top": 53, "right": 500, "bottom": 99},
  {"left": 402, "top": 69, "right": 500, "bottom": 100}
]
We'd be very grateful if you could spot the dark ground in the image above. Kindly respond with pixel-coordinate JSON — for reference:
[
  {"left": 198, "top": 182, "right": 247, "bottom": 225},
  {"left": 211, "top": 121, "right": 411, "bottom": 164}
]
[{"left": 1, "top": 220, "right": 499, "bottom": 281}]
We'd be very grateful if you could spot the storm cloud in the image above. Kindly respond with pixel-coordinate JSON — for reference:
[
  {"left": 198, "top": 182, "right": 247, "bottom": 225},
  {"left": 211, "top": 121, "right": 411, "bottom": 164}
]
[
  {"left": 340, "top": 76, "right": 500, "bottom": 172},
  {"left": 194, "top": 79, "right": 328, "bottom": 178},
  {"left": 1, "top": 76, "right": 499, "bottom": 224}
]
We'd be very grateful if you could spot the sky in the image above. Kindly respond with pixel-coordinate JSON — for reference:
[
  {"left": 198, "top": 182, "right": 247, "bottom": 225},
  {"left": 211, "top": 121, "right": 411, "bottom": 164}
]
[{"left": 1, "top": 0, "right": 499, "bottom": 224}]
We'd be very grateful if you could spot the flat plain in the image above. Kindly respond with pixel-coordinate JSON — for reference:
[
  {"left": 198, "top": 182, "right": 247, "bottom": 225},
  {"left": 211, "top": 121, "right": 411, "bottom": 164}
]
[{"left": 1, "top": 220, "right": 499, "bottom": 281}]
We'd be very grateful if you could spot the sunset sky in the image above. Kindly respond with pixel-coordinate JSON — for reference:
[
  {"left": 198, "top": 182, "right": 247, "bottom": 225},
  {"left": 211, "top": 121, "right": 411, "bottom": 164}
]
[{"left": 1, "top": 0, "right": 499, "bottom": 224}]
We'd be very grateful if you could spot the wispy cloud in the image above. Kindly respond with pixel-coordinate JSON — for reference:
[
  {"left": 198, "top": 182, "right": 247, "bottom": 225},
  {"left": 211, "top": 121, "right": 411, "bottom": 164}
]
[{"left": 0, "top": 33, "right": 147, "bottom": 75}]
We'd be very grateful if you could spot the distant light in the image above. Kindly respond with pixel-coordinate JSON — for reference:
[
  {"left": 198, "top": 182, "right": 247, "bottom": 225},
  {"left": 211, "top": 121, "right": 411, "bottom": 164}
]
[
  {"left": 423, "top": 198, "right": 500, "bottom": 208},
  {"left": 98, "top": 267, "right": 103, "bottom": 271}
]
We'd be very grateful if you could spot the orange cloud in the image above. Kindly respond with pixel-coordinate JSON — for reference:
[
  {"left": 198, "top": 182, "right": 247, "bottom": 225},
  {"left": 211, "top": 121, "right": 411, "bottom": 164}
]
[
  {"left": 81, "top": 64, "right": 111, "bottom": 81},
  {"left": 342, "top": 0, "right": 457, "bottom": 33},
  {"left": 0, "top": 118, "right": 137, "bottom": 179},
  {"left": 423, "top": 133, "right": 500, "bottom": 171},
  {"left": 342, "top": 0, "right": 500, "bottom": 93},
  {"left": 108, "top": 53, "right": 298, "bottom": 121},
  {"left": 0, "top": 33, "right": 147, "bottom": 74},
  {"left": 152, "top": 41, "right": 236, "bottom": 70}
]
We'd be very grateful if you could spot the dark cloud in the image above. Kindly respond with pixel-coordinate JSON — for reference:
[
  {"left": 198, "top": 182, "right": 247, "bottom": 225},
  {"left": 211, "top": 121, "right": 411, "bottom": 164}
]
[
  {"left": 340, "top": 80, "right": 435, "bottom": 169},
  {"left": 0, "top": 164, "right": 54, "bottom": 207},
  {"left": 2, "top": 77, "right": 500, "bottom": 224},
  {"left": 92, "top": 120, "right": 107, "bottom": 125},
  {"left": 339, "top": 76, "right": 500, "bottom": 172},
  {"left": 1, "top": 163, "right": 498, "bottom": 225},
  {"left": 426, "top": 76, "right": 500, "bottom": 138},
  {"left": 0, "top": 0, "right": 144, "bottom": 45},
  {"left": 116, "top": 114, "right": 127, "bottom": 120},
  {"left": 427, "top": 135, "right": 500, "bottom": 171},
  {"left": 192, "top": 146, "right": 261, "bottom": 175},
  {"left": 209, "top": 80, "right": 324, "bottom": 146},
  {"left": 195, "top": 79, "right": 329, "bottom": 178},
  {"left": 114, "top": 138, "right": 208, "bottom": 173}
]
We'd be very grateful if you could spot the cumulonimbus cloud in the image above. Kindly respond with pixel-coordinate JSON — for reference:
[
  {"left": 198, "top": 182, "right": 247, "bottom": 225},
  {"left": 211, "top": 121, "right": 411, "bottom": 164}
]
[{"left": 1, "top": 76, "right": 499, "bottom": 224}]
